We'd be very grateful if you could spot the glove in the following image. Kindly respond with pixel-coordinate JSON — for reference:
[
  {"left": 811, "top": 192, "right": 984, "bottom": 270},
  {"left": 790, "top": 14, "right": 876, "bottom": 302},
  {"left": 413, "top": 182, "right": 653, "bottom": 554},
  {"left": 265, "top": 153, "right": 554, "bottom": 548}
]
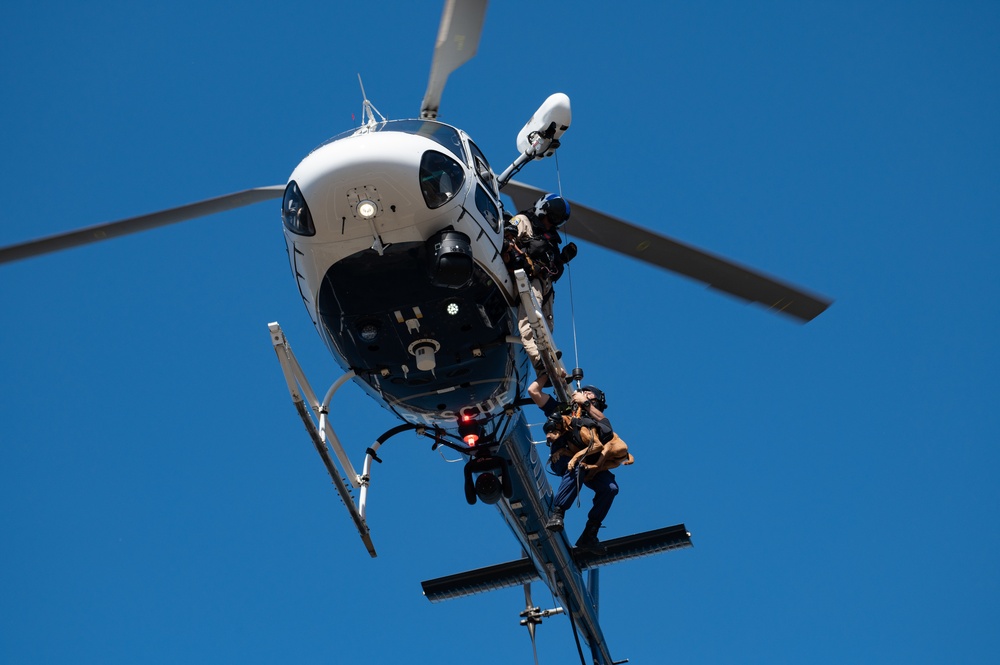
[{"left": 559, "top": 242, "right": 578, "bottom": 264}]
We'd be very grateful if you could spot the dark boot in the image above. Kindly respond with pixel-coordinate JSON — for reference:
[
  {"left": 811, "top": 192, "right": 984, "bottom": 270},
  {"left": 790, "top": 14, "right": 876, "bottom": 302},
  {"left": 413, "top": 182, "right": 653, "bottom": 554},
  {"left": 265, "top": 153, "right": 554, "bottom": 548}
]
[
  {"left": 575, "top": 520, "right": 606, "bottom": 554},
  {"left": 545, "top": 506, "right": 565, "bottom": 532}
]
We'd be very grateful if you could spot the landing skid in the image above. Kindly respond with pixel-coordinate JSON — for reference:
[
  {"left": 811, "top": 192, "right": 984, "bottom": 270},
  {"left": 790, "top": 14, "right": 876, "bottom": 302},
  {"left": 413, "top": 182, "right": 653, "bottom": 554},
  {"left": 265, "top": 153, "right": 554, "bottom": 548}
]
[{"left": 268, "top": 322, "right": 377, "bottom": 557}]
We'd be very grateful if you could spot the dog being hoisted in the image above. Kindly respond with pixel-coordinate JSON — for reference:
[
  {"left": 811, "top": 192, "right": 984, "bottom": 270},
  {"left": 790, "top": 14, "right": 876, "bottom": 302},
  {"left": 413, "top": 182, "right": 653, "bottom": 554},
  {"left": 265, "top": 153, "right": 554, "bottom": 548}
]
[{"left": 528, "top": 376, "right": 634, "bottom": 553}]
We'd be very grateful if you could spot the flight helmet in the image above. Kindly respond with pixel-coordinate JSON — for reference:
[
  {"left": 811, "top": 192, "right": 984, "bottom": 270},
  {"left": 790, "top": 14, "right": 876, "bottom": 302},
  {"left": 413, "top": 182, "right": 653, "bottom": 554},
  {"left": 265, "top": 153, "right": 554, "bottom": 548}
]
[
  {"left": 580, "top": 385, "right": 607, "bottom": 411},
  {"left": 533, "top": 193, "right": 571, "bottom": 226}
]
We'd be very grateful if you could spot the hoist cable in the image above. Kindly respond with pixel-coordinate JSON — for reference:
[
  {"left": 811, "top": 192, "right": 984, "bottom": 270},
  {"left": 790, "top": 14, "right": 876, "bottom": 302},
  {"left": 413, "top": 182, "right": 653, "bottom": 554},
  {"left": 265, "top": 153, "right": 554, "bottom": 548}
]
[
  {"left": 553, "top": 156, "right": 595, "bottom": 665},
  {"left": 565, "top": 255, "right": 581, "bottom": 385},
  {"left": 553, "top": 152, "right": 582, "bottom": 385}
]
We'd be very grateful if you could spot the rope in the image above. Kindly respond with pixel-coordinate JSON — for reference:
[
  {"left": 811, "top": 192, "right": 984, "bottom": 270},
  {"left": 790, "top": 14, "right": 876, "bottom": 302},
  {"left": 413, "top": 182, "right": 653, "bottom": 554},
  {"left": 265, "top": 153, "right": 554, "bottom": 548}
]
[
  {"left": 547, "top": 156, "right": 595, "bottom": 665},
  {"left": 555, "top": 151, "right": 564, "bottom": 198},
  {"left": 554, "top": 152, "right": 582, "bottom": 388},
  {"left": 566, "top": 256, "right": 581, "bottom": 386}
]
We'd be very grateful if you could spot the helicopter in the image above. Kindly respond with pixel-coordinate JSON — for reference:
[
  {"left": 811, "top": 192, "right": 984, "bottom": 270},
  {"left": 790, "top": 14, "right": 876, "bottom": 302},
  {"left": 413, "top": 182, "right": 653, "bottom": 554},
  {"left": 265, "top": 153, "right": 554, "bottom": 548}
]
[{"left": 0, "top": 1, "right": 831, "bottom": 663}]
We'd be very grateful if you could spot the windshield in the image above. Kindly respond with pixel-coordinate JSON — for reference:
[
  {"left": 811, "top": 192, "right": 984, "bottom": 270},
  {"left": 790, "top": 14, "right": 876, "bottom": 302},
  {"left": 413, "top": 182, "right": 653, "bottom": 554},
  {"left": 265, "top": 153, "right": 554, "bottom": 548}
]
[
  {"left": 467, "top": 140, "right": 497, "bottom": 198},
  {"left": 314, "top": 119, "right": 467, "bottom": 162}
]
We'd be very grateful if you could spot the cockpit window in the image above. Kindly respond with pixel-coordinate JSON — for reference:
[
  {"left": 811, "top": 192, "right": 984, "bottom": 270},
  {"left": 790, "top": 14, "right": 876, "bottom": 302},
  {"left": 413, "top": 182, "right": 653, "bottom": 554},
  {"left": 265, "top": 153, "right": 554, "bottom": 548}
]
[
  {"left": 281, "top": 181, "right": 315, "bottom": 236},
  {"left": 392, "top": 120, "right": 466, "bottom": 161},
  {"left": 420, "top": 151, "right": 466, "bottom": 209},
  {"left": 468, "top": 140, "right": 497, "bottom": 197},
  {"left": 475, "top": 184, "right": 500, "bottom": 232},
  {"left": 314, "top": 119, "right": 467, "bottom": 162}
]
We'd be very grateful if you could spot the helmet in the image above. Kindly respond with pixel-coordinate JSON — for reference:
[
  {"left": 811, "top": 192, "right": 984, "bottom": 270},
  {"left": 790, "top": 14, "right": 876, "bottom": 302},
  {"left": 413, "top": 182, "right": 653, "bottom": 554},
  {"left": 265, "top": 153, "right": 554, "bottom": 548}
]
[
  {"left": 580, "top": 385, "right": 607, "bottom": 411},
  {"left": 533, "top": 194, "right": 571, "bottom": 226}
]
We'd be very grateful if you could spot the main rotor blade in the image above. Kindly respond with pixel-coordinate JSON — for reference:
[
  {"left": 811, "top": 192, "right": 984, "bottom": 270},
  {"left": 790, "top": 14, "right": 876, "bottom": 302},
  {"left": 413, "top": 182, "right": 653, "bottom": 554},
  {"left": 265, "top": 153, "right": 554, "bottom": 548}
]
[
  {"left": 504, "top": 180, "right": 831, "bottom": 323},
  {"left": 0, "top": 185, "right": 285, "bottom": 265},
  {"left": 419, "top": 0, "right": 488, "bottom": 119}
]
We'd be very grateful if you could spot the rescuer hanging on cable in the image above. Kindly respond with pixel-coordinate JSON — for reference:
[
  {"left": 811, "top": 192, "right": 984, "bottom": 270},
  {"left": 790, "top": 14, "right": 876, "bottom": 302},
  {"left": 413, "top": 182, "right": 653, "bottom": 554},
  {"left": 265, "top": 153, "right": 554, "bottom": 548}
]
[{"left": 528, "top": 376, "right": 633, "bottom": 552}]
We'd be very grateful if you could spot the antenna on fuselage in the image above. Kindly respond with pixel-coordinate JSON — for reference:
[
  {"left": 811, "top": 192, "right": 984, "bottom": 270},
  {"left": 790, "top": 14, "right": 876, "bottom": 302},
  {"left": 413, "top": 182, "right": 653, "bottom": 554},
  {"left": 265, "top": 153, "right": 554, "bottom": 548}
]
[{"left": 357, "top": 74, "right": 386, "bottom": 129}]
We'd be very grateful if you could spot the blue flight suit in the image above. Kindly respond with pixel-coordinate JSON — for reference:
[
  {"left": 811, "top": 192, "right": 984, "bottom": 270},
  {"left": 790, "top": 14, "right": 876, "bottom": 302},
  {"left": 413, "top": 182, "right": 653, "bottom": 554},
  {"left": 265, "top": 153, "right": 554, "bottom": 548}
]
[
  {"left": 551, "top": 451, "right": 619, "bottom": 525},
  {"left": 542, "top": 397, "right": 619, "bottom": 524}
]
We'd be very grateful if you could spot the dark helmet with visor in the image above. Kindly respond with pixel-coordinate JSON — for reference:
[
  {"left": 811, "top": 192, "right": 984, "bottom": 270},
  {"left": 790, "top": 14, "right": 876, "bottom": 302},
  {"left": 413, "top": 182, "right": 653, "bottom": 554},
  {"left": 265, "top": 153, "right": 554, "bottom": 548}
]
[
  {"left": 580, "top": 385, "right": 607, "bottom": 411},
  {"left": 533, "top": 193, "right": 571, "bottom": 226}
]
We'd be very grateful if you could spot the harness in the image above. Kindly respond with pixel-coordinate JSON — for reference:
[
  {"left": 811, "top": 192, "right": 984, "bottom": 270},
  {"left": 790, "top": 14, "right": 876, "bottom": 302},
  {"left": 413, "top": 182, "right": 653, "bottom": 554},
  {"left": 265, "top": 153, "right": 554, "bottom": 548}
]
[{"left": 513, "top": 213, "right": 564, "bottom": 283}]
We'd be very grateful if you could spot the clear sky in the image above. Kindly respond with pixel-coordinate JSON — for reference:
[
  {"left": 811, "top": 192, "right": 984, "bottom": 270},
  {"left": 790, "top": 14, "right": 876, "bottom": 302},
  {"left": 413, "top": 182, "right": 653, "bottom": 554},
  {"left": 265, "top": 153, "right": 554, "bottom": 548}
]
[{"left": 1, "top": 1, "right": 997, "bottom": 663}]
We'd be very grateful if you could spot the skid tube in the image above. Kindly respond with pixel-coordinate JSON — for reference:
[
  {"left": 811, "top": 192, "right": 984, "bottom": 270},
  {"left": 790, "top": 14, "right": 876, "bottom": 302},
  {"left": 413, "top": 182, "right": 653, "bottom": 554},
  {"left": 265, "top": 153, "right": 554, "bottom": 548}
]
[{"left": 268, "top": 322, "right": 379, "bottom": 556}]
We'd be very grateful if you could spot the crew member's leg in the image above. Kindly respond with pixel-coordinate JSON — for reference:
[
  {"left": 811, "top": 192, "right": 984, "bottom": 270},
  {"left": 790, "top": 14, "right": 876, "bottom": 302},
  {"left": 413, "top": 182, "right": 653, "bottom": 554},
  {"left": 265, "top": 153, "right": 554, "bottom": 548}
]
[{"left": 576, "top": 470, "right": 619, "bottom": 550}]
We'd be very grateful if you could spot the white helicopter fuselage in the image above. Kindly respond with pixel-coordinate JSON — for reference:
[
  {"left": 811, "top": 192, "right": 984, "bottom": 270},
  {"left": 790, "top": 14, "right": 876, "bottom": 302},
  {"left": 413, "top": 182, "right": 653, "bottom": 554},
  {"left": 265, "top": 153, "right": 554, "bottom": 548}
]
[
  {"left": 0, "top": 1, "right": 826, "bottom": 659},
  {"left": 281, "top": 119, "right": 529, "bottom": 426}
]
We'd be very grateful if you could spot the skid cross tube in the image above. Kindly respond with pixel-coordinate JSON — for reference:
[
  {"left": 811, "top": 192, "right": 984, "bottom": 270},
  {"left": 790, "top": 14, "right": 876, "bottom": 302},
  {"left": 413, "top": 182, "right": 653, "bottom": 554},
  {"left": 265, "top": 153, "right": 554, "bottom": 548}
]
[
  {"left": 359, "top": 423, "right": 426, "bottom": 523},
  {"left": 268, "top": 322, "right": 377, "bottom": 557}
]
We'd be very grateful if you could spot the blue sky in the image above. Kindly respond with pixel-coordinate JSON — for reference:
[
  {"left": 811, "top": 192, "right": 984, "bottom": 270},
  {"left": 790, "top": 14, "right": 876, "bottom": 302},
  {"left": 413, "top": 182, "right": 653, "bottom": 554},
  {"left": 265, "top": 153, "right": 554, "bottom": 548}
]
[{"left": 1, "top": 1, "right": 997, "bottom": 663}]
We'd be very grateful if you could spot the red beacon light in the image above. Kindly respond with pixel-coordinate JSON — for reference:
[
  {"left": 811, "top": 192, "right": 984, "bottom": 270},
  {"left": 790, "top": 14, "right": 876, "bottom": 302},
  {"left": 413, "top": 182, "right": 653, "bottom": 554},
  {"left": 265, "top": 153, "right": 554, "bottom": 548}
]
[{"left": 458, "top": 414, "right": 480, "bottom": 446}]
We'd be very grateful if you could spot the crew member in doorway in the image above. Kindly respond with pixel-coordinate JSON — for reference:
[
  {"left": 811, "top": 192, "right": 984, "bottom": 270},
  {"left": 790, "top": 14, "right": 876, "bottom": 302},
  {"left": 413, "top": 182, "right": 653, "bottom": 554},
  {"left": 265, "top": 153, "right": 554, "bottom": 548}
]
[
  {"left": 504, "top": 194, "right": 577, "bottom": 374},
  {"left": 528, "top": 377, "right": 633, "bottom": 552}
]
